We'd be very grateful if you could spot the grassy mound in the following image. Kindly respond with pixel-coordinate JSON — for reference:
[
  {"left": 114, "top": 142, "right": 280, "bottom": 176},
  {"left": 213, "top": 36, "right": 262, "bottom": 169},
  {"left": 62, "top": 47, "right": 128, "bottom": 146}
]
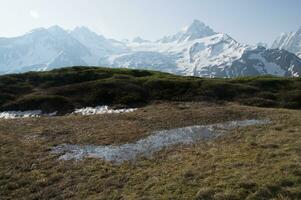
[{"left": 0, "top": 66, "right": 300, "bottom": 112}]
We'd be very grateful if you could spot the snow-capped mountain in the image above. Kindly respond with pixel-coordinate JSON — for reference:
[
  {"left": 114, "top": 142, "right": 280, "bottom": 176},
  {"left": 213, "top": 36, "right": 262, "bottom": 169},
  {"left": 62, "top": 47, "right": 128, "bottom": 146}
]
[
  {"left": 0, "top": 26, "right": 90, "bottom": 73},
  {"left": 0, "top": 20, "right": 301, "bottom": 77},
  {"left": 108, "top": 33, "right": 248, "bottom": 76},
  {"left": 0, "top": 26, "right": 125, "bottom": 74},
  {"left": 107, "top": 20, "right": 301, "bottom": 77},
  {"left": 70, "top": 26, "right": 127, "bottom": 65},
  {"left": 157, "top": 19, "right": 216, "bottom": 43},
  {"left": 227, "top": 47, "right": 301, "bottom": 77},
  {"left": 272, "top": 27, "right": 301, "bottom": 58}
]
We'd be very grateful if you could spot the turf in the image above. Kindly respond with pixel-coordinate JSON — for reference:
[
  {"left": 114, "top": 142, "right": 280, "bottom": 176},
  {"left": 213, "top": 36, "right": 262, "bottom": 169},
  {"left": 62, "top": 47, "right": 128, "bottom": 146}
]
[{"left": 1, "top": 102, "right": 301, "bottom": 199}]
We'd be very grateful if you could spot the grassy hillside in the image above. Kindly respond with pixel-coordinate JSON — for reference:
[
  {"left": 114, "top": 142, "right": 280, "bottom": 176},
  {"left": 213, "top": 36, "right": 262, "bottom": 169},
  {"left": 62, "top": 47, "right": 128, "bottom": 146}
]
[
  {"left": 1, "top": 67, "right": 301, "bottom": 199},
  {"left": 0, "top": 66, "right": 300, "bottom": 113}
]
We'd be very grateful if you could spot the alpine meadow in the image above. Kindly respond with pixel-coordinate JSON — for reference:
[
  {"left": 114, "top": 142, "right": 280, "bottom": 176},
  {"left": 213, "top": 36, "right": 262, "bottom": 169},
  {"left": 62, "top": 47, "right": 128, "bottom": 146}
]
[{"left": 1, "top": 1, "right": 301, "bottom": 199}]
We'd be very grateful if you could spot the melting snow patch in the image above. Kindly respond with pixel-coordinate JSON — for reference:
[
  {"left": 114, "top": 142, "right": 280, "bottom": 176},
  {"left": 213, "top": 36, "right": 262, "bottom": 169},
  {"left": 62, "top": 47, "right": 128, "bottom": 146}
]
[
  {"left": 0, "top": 106, "right": 137, "bottom": 119},
  {"left": 52, "top": 119, "right": 270, "bottom": 163},
  {"left": 72, "top": 106, "right": 137, "bottom": 116},
  {"left": 0, "top": 110, "right": 57, "bottom": 119}
]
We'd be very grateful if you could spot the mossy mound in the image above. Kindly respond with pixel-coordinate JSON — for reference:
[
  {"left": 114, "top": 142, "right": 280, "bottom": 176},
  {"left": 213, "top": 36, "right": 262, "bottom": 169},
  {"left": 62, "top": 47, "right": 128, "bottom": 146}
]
[{"left": 0, "top": 66, "right": 300, "bottom": 112}]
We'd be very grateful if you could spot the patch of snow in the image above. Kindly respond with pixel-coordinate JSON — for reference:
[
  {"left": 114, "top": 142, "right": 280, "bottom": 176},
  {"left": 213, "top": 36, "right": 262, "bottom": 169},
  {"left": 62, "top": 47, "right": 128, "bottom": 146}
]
[
  {"left": 288, "top": 64, "right": 300, "bottom": 77},
  {"left": 72, "top": 106, "right": 137, "bottom": 116},
  {"left": 0, "top": 110, "right": 57, "bottom": 119},
  {"left": 0, "top": 105, "right": 137, "bottom": 119},
  {"left": 52, "top": 119, "right": 271, "bottom": 163}
]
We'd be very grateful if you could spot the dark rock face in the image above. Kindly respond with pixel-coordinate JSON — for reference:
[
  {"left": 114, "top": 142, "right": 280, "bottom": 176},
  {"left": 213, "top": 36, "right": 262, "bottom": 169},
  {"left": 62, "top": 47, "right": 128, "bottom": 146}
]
[{"left": 192, "top": 47, "right": 301, "bottom": 78}]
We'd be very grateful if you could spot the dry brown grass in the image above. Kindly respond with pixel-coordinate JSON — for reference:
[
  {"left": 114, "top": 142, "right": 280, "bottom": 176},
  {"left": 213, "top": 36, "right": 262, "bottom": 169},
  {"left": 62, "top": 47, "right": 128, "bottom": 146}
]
[{"left": 1, "top": 102, "right": 301, "bottom": 199}]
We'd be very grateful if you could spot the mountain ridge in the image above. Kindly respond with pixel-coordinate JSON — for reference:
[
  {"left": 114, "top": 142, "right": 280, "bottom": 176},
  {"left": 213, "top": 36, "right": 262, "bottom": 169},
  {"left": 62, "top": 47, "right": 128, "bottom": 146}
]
[
  {"left": 272, "top": 26, "right": 301, "bottom": 58},
  {"left": 0, "top": 20, "right": 301, "bottom": 77}
]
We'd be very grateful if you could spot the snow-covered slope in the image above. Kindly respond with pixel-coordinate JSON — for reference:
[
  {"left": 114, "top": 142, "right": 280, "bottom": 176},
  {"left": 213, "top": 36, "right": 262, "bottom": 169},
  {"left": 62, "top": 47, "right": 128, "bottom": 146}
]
[
  {"left": 70, "top": 27, "right": 127, "bottom": 65},
  {"left": 0, "top": 26, "right": 124, "bottom": 73},
  {"left": 109, "top": 33, "right": 248, "bottom": 76},
  {"left": 157, "top": 19, "right": 216, "bottom": 43},
  {"left": 0, "top": 20, "right": 301, "bottom": 77},
  {"left": 0, "top": 26, "right": 91, "bottom": 73},
  {"left": 107, "top": 20, "right": 301, "bottom": 77},
  {"left": 229, "top": 47, "right": 301, "bottom": 77},
  {"left": 272, "top": 27, "right": 301, "bottom": 58}
]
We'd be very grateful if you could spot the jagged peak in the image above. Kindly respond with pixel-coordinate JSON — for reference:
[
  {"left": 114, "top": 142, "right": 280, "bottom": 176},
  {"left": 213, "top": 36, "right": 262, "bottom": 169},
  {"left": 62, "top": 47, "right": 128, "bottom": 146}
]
[
  {"left": 182, "top": 19, "right": 216, "bottom": 35},
  {"left": 27, "top": 26, "right": 66, "bottom": 36},
  {"left": 44, "top": 26, "right": 70, "bottom": 38},
  {"left": 183, "top": 20, "right": 207, "bottom": 31},
  {"left": 158, "top": 19, "right": 217, "bottom": 43},
  {"left": 25, "top": 26, "right": 65, "bottom": 38},
  {"left": 72, "top": 26, "right": 94, "bottom": 34},
  {"left": 71, "top": 26, "right": 106, "bottom": 40},
  {"left": 47, "top": 25, "right": 66, "bottom": 33},
  {"left": 182, "top": 20, "right": 200, "bottom": 31}
]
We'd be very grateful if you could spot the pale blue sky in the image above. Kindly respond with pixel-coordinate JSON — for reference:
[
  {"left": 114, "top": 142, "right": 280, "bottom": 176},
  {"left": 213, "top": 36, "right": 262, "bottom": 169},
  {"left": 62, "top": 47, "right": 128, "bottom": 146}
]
[{"left": 0, "top": 0, "right": 300, "bottom": 45}]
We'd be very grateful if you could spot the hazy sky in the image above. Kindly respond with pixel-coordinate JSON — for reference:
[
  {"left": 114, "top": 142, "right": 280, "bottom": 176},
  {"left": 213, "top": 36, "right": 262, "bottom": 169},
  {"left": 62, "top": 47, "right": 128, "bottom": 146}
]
[{"left": 0, "top": 0, "right": 300, "bottom": 45}]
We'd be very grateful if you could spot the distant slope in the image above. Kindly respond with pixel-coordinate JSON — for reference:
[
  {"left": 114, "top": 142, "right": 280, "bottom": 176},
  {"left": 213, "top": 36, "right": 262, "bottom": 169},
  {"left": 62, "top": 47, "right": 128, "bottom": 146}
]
[{"left": 0, "top": 66, "right": 300, "bottom": 113}]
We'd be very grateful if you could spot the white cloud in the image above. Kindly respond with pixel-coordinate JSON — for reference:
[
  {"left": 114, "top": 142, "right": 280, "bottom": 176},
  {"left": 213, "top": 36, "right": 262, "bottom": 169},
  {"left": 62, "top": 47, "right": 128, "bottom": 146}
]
[{"left": 29, "top": 10, "right": 40, "bottom": 19}]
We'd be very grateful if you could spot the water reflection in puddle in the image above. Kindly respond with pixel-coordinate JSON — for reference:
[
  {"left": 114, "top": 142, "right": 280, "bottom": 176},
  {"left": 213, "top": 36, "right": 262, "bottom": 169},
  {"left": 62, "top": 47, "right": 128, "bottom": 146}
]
[{"left": 52, "top": 119, "right": 270, "bottom": 163}]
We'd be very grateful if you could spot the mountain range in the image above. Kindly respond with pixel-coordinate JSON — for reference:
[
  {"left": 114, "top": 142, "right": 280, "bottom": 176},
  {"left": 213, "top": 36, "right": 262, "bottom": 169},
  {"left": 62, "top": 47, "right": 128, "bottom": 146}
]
[
  {"left": 0, "top": 20, "right": 301, "bottom": 77},
  {"left": 272, "top": 27, "right": 301, "bottom": 58}
]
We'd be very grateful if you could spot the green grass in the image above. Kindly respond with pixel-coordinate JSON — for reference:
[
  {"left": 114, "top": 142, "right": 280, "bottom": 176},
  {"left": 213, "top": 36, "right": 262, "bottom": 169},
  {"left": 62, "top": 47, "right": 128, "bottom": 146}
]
[{"left": 0, "top": 66, "right": 300, "bottom": 112}]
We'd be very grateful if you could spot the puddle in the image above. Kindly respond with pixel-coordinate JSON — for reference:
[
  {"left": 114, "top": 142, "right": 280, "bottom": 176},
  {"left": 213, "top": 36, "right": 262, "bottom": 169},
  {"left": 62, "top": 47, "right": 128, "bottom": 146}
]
[
  {"left": 52, "top": 119, "right": 270, "bottom": 163},
  {"left": 0, "top": 110, "right": 57, "bottom": 119},
  {"left": 72, "top": 106, "right": 137, "bottom": 116}
]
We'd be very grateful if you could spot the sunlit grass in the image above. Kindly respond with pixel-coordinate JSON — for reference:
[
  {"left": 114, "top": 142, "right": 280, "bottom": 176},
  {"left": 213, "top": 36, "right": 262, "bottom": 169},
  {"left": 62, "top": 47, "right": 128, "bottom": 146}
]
[{"left": 0, "top": 102, "right": 300, "bottom": 199}]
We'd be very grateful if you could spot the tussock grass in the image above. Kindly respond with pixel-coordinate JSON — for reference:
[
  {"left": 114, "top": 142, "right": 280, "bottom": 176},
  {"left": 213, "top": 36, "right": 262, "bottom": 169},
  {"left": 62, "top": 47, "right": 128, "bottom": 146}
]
[{"left": 0, "top": 102, "right": 301, "bottom": 199}]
